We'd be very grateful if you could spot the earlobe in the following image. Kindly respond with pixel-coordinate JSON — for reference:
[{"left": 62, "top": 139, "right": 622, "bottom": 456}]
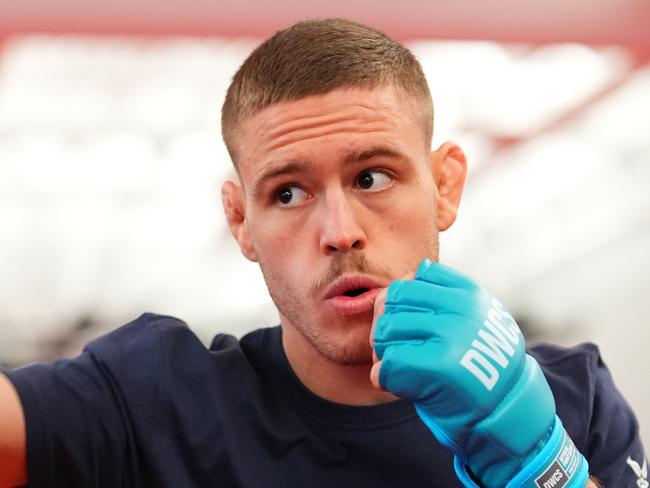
[
  {"left": 221, "top": 180, "right": 258, "bottom": 262},
  {"left": 433, "top": 142, "right": 467, "bottom": 231}
]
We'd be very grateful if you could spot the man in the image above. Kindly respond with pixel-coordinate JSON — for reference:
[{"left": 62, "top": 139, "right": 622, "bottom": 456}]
[{"left": 0, "top": 18, "right": 645, "bottom": 488}]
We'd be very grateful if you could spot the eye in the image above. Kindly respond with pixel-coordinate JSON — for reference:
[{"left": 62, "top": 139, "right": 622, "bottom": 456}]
[
  {"left": 355, "top": 170, "right": 393, "bottom": 192},
  {"left": 275, "top": 185, "right": 310, "bottom": 207}
]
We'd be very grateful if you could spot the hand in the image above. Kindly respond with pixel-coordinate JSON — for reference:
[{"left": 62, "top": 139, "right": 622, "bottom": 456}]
[{"left": 370, "top": 259, "right": 589, "bottom": 488}]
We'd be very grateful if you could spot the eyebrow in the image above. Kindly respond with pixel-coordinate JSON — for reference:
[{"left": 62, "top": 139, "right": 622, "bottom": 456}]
[
  {"left": 251, "top": 161, "right": 310, "bottom": 197},
  {"left": 343, "top": 147, "right": 404, "bottom": 165},
  {"left": 250, "top": 146, "right": 405, "bottom": 197}
]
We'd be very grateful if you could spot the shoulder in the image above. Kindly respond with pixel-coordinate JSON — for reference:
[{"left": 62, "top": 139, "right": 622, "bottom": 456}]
[
  {"left": 529, "top": 342, "right": 602, "bottom": 405},
  {"left": 529, "top": 342, "right": 646, "bottom": 485},
  {"left": 528, "top": 342, "right": 601, "bottom": 408},
  {"left": 85, "top": 312, "right": 199, "bottom": 357},
  {"left": 528, "top": 342, "right": 606, "bottom": 438},
  {"left": 528, "top": 341, "right": 601, "bottom": 373},
  {"left": 85, "top": 312, "right": 248, "bottom": 366},
  {"left": 85, "top": 313, "right": 265, "bottom": 385}
]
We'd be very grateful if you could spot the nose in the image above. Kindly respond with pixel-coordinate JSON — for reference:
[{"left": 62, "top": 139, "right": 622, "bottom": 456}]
[{"left": 319, "top": 192, "right": 367, "bottom": 255}]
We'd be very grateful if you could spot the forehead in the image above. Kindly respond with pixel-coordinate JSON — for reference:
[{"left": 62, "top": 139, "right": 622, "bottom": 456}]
[{"left": 235, "top": 86, "right": 425, "bottom": 184}]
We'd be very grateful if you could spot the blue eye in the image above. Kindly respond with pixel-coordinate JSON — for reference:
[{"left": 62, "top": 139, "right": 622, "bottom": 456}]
[
  {"left": 275, "top": 185, "right": 309, "bottom": 207},
  {"left": 356, "top": 171, "right": 393, "bottom": 191}
]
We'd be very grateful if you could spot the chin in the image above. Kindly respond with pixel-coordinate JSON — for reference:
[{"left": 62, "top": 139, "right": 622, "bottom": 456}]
[
  {"left": 280, "top": 300, "right": 376, "bottom": 367},
  {"left": 315, "top": 323, "right": 375, "bottom": 367},
  {"left": 322, "top": 345, "right": 373, "bottom": 367}
]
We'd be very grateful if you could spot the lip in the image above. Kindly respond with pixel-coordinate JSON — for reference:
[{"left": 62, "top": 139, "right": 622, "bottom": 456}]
[{"left": 323, "top": 275, "right": 387, "bottom": 316}]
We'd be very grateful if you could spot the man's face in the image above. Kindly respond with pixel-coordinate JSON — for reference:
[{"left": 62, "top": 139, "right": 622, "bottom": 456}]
[{"left": 232, "top": 85, "right": 443, "bottom": 366}]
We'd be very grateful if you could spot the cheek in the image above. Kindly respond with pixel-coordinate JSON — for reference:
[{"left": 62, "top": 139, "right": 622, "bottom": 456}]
[
  {"left": 375, "top": 185, "right": 439, "bottom": 262},
  {"left": 251, "top": 229, "right": 287, "bottom": 267},
  {"left": 248, "top": 202, "right": 319, "bottom": 258},
  {"left": 389, "top": 186, "right": 438, "bottom": 232},
  {"left": 388, "top": 213, "right": 438, "bottom": 255},
  {"left": 249, "top": 218, "right": 308, "bottom": 276}
]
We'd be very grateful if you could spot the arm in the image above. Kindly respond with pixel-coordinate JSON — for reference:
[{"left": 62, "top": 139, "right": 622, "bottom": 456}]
[
  {"left": 0, "top": 315, "right": 184, "bottom": 487},
  {"left": 371, "top": 260, "right": 590, "bottom": 487},
  {"left": 0, "top": 373, "right": 27, "bottom": 487}
]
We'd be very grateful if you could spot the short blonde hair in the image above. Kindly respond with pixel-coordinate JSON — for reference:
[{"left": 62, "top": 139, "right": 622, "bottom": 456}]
[{"left": 221, "top": 18, "right": 433, "bottom": 168}]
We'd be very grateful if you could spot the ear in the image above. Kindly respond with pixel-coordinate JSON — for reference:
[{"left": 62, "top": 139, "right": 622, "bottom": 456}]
[
  {"left": 432, "top": 142, "right": 467, "bottom": 231},
  {"left": 221, "top": 180, "right": 258, "bottom": 262}
]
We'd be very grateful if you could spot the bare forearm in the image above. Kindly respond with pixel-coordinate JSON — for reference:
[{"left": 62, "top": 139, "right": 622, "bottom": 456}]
[{"left": 0, "top": 373, "right": 27, "bottom": 487}]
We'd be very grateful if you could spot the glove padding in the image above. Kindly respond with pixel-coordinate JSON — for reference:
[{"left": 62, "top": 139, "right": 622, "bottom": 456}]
[{"left": 373, "top": 259, "right": 589, "bottom": 488}]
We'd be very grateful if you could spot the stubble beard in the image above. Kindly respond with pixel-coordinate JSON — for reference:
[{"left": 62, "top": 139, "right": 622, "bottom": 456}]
[
  {"left": 259, "top": 227, "right": 440, "bottom": 367},
  {"left": 258, "top": 254, "right": 390, "bottom": 367},
  {"left": 286, "top": 310, "right": 374, "bottom": 367}
]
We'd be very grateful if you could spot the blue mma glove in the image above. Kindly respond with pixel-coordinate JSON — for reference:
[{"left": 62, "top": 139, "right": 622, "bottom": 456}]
[{"left": 373, "top": 259, "right": 589, "bottom": 488}]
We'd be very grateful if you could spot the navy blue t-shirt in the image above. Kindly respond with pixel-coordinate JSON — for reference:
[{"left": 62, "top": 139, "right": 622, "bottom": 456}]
[{"left": 4, "top": 313, "right": 647, "bottom": 487}]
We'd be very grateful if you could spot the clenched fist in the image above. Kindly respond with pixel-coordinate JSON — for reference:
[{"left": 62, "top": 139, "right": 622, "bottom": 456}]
[{"left": 370, "top": 259, "right": 588, "bottom": 488}]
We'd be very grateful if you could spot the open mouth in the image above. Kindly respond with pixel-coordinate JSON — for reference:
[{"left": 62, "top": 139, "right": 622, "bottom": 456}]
[
  {"left": 324, "top": 277, "right": 383, "bottom": 315},
  {"left": 342, "top": 287, "right": 370, "bottom": 297}
]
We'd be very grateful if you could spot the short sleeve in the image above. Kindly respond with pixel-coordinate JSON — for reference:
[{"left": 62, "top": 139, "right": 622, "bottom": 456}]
[
  {"left": 2, "top": 313, "right": 186, "bottom": 488},
  {"left": 531, "top": 342, "right": 647, "bottom": 487}
]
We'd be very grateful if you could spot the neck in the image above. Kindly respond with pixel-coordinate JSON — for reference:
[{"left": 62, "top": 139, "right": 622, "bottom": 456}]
[{"left": 281, "top": 322, "right": 397, "bottom": 406}]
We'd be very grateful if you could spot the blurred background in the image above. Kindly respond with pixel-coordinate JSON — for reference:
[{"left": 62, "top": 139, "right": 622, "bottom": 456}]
[{"left": 0, "top": 0, "right": 648, "bottom": 445}]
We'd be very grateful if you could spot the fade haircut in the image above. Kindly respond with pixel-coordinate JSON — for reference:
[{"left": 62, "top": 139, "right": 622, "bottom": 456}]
[{"left": 221, "top": 18, "right": 434, "bottom": 168}]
